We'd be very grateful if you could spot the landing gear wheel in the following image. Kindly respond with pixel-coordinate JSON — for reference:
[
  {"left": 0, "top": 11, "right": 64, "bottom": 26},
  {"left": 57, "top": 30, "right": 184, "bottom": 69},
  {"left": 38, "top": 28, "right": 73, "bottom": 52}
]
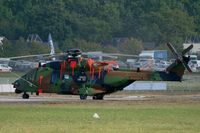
[
  {"left": 80, "top": 94, "right": 87, "bottom": 100},
  {"left": 22, "top": 93, "right": 29, "bottom": 99},
  {"left": 93, "top": 94, "right": 104, "bottom": 100}
]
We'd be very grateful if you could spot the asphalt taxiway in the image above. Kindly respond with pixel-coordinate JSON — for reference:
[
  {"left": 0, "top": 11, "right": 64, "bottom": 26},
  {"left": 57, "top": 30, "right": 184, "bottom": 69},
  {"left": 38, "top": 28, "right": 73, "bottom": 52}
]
[
  {"left": 0, "top": 94, "right": 148, "bottom": 104},
  {"left": 0, "top": 93, "right": 200, "bottom": 104}
]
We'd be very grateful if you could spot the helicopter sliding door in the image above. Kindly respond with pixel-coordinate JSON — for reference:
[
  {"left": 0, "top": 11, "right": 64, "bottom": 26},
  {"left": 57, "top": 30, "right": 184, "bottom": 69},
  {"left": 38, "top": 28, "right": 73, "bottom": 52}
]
[{"left": 51, "top": 70, "right": 60, "bottom": 84}]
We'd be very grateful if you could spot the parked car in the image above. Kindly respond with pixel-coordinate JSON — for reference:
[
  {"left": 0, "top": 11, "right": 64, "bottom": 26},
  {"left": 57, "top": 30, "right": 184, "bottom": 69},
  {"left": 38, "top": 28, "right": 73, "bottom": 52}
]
[{"left": 0, "top": 64, "right": 12, "bottom": 72}]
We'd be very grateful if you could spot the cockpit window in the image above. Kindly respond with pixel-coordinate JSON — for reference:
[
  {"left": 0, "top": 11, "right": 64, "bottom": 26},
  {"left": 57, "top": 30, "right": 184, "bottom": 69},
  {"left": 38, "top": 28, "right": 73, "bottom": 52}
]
[
  {"left": 23, "top": 69, "right": 35, "bottom": 81},
  {"left": 51, "top": 70, "right": 60, "bottom": 84},
  {"left": 42, "top": 61, "right": 61, "bottom": 70}
]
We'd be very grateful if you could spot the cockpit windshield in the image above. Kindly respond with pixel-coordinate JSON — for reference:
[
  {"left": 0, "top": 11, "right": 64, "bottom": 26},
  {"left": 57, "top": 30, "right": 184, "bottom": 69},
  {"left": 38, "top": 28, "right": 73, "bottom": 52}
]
[{"left": 42, "top": 61, "right": 61, "bottom": 70}]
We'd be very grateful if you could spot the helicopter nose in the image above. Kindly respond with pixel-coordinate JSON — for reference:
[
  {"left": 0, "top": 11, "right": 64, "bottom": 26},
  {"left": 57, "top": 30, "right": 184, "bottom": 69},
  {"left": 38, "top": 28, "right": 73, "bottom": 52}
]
[
  {"left": 13, "top": 81, "right": 22, "bottom": 94},
  {"left": 13, "top": 81, "right": 20, "bottom": 88}
]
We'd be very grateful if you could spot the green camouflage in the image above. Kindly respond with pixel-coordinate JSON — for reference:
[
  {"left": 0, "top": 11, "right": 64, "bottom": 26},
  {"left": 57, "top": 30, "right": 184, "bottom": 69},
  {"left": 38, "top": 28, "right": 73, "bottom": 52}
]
[{"left": 13, "top": 43, "right": 193, "bottom": 100}]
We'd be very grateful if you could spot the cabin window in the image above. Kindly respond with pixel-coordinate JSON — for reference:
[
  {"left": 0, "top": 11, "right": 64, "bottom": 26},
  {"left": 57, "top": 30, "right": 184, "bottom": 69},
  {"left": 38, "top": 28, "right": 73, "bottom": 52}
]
[
  {"left": 51, "top": 70, "right": 59, "bottom": 84},
  {"left": 24, "top": 70, "right": 35, "bottom": 81},
  {"left": 42, "top": 61, "right": 61, "bottom": 70},
  {"left": 64, "top": 74, "right": 69, "bottom": 80},
  {"left": 73, "top": 70, "right": 87, "bottom": 83}
]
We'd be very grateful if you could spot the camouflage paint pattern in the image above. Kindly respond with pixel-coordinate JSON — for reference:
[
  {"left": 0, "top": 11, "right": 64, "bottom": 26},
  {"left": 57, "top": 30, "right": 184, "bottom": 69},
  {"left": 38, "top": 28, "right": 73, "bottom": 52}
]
[{"left": 13, "top": 57, "right": 185, "bottom": 97}]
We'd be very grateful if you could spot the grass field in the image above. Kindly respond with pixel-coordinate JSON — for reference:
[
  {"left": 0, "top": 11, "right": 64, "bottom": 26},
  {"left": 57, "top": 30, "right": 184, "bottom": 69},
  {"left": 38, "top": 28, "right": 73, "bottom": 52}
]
[
  {"left": 0, "top": 72, "right": 200, "bottom": 133},
  {"left": 0, "top": 102, "right": 200, "bottom": 133}
]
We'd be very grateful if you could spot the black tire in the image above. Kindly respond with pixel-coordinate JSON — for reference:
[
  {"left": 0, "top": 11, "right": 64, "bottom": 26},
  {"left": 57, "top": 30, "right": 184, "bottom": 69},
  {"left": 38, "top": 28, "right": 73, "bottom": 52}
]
[
  {"left": 80, "top": 94, "right": 87, "bottom": 100},
  {"left": 22, "top": 93, "right": 29, "bottom": 99},
  {"left": 93, "top": 94, "right": 104, "bottom": 100}
]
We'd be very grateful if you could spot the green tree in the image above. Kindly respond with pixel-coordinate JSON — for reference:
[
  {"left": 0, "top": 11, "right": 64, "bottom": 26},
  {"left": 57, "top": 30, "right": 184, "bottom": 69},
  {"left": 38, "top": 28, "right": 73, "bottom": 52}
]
[
  {"left": 0, "top": 0, "right": 199, "bottom": 55},
  {"left": 181, "top": 0, "right": 200, "bottom": 34},
  {"left": 26, "top": 0, "right": 68, "bottom": 40},
  {"left": 118, "top": 38, "right": 143, "bottom": 55}
]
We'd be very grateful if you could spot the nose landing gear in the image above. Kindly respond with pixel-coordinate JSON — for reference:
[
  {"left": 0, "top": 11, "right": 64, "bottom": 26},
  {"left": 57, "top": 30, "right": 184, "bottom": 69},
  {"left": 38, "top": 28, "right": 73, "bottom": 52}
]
[
  {"left": 80, "top": 94, "right": 87, "bottom": 100},
  {"left": 22, "top": 92, "right": 29, "bottom": 99}
]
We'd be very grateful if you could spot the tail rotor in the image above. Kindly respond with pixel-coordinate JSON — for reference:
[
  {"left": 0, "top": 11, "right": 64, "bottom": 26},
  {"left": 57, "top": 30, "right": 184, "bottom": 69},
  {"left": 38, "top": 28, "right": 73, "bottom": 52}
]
[{"left": 167, "top": 42, "right": 193, "bottom": 72}]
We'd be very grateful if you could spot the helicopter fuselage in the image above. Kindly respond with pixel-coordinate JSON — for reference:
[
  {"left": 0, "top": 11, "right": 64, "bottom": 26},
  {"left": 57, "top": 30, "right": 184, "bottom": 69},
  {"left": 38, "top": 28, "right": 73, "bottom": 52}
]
[{"left": 13, "top": 57, "right": 183, "bottom": 100}]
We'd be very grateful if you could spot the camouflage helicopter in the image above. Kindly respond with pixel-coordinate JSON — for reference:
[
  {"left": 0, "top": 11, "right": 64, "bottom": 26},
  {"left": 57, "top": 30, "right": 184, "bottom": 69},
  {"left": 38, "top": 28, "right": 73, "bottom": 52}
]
[{"left": 13, "top": 43, "right": 193, "bottom": 100}]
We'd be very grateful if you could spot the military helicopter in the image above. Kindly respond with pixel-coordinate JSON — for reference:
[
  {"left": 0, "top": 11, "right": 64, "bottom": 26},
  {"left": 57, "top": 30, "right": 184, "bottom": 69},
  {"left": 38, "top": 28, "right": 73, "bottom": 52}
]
[{"left": 13, "top": 43, "right": 193, "bottom": 100}]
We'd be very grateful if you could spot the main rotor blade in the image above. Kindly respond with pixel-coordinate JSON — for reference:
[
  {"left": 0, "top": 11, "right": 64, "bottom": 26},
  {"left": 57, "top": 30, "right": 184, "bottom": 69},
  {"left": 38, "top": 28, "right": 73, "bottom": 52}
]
[
  {"left": 182, "top": 60, "right": 192, "bottom": 72},
  {"left": 106, "top": 53, "right": 138, "bottom": 57},
  {"left": 182, "top": 44, "right": 193, "bottom": 55},
  {"left": 83, "top": 52, "right": 138, "bottom": 58},
  {"left": 167, "top": 43, "right": 179, "bottom": 59},
  {"left": 8, "top": 53, "right": 51, "bottom": 60},
  {"left": 82, "top": 52, "right": 118, "bottom": 59}
]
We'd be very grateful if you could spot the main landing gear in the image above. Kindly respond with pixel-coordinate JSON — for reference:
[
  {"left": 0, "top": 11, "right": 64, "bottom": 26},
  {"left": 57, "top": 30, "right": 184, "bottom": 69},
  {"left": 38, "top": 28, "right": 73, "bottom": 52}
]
[
  {"left": 79, "top": 94, "right": 104, "bottom": 100},
  {"left": 93, "top": 94, "right": 104, "bottom": 100},
  {"left": 22, "top": 92, "right": 29, "bottom": 99}
]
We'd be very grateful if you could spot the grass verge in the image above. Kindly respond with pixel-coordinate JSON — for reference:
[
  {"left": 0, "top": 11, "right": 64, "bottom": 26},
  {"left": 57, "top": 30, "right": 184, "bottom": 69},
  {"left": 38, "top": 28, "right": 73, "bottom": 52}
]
[{"left": 0, "top": 102, "right": 199, "bottom": 133}]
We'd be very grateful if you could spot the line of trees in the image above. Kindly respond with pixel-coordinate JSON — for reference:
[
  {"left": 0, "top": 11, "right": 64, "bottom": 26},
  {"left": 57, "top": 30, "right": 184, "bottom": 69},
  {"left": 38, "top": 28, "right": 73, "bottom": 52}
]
[{"left": 0, "top": 0, "right": 199, "bottom": 56}]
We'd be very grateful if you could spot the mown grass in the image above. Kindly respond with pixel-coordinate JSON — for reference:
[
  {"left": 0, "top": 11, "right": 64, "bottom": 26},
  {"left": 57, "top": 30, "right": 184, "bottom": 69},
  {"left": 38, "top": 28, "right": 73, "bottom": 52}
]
[{"left": 0, "top": 103, "right": 200, "bottom": 133}]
